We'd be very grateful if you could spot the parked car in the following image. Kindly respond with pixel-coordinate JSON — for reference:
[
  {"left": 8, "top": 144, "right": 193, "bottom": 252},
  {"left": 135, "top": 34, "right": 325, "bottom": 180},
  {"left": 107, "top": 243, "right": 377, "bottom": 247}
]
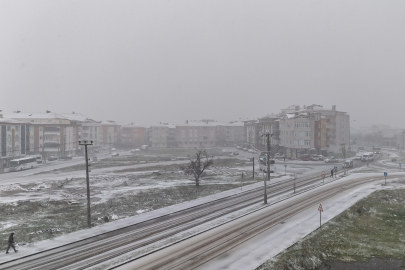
[
  {"left": 111, "top": 152, "right": 119, "bottom": 157},
  {"left": 310, "top": 155, "right": 319, "bottom": 161},
  {"left": 60, "top": 155, "right": 73, "bottom": 160},
  {"left": 300, "top": 154, "right": 310, "bottom": 161},
  {"left": 131, "top": 149, "right": 141, "bottom": 153},
  {"left": 242, "top": 148, "right": 248, "bottom": 151},
  {"left": 324, "top": 156, "right": 339, "bottom": 163},
  {"left": 48, "top": 155, "right": 58, "bottom": 161},
  {"left": 111, "top": 148, "right": 116, "bottom": 151},
  {"left": 316, "top": 155, "right": 325, "bottom": 161},
  {"left": 236, "top": 146, "right": 242, "bottom": 150},
  {"left": 274, "top": 153, "right": 286, "bottom": 159},
  {"left": 233, "top": 151, "right": 239, "bottom": 155},
  {"left": 391, "top": 158, "right": 397, "bottom": 162},
  {"left": 248, "top": 149, "right": 255, "bottom": 153}
]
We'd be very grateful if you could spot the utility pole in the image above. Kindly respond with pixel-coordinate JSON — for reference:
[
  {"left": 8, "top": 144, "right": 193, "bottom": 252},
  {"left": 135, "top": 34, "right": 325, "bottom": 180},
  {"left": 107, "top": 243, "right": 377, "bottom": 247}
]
[
  {"left": 261, "top": 133, "right": 272, "bottom": 204},
  {"left": 252, "top": 157, "right": 254, "bottom": 181},
  {"left": 109, "top": 135, "right": 112, "bottom": 154},
  {"left": 402, "top": 130, "right": 405, "bottom": 155},
  {"left": 79, "top": 140, "right": 93, "bottom": 228}
]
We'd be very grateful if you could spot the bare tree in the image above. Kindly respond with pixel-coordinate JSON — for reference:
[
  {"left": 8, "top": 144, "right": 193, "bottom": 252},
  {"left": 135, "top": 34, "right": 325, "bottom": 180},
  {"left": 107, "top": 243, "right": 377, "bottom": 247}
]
[{"left": 180, "top": 149, "right": 213, "bottom": 186}]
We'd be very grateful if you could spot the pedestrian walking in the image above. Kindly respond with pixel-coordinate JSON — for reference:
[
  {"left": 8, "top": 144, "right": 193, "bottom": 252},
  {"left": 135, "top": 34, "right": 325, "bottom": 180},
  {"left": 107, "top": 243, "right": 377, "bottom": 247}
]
[
  {"left": 6, "top": 233, "right": 17, "bottom": 254},
  {"left": 330, "top": 169, "right": 334, "bottom": 178},
  {"left": 283, "top": 157, "right": 286, "bottom": 162}
]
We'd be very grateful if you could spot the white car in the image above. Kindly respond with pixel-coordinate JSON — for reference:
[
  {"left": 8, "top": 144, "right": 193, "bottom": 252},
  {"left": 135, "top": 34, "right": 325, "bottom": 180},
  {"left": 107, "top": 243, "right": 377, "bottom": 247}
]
[
  {"left": 248, "top": 149, "right": 255, "bottom": 153},
  {"left": 111, "top": 152, "right": 119, "bottom": 157}
]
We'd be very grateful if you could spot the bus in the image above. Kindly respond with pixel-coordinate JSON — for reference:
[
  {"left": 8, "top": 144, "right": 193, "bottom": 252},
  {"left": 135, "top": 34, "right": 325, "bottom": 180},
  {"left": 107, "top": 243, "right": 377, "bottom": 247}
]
[
  {"left": 372, "top": 146, "right": 381, "bottom": 154},
  {"left": 9, "top": 157, "right": 38, "bottom": 171}
]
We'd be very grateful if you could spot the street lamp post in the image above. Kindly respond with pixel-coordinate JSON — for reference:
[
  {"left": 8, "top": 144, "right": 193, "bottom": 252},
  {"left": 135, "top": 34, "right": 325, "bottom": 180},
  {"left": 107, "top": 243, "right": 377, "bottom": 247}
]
[{"left": 79, "top": 140, "right": 93, "bottom": 228}]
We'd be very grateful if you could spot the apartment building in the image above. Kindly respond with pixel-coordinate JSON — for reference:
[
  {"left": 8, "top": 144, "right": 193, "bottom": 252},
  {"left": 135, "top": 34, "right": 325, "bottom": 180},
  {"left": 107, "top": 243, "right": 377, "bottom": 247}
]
[
  {"left": 59, "top": 112, "right": 101, "bottom": 155},
  {"left": 176, "top": 121, "right": 221, "bottom": 148},
  {"left": 99, "top": 121, "right": 121, "bottom": 149},
  {"left": 121, "top": 124, "right": 147, "bottom": 148},
  {"left": 0, "top": 113, "right": 29, "bottom": 171},
  {"left": 149, "top": 123, "right": 176, "bottom": 148},
  {"left": 279, "top": 105, "right": 350, "bottom": 158},
  {"left": 5, "top": 111, "right": 80, "bottom": 158},
  {"left": 223, "top": 121, "right": 245, "bottom": 146},
  {"left": 244, "top": 115, "right": 280, "bottom": 151}
]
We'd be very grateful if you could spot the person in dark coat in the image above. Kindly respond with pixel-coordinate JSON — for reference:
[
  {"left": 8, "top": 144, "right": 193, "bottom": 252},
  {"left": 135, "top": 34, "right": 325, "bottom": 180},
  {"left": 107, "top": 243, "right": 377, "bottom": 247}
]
[
  {"left": 6, "top": 233, "right": 17, "bottom": 253},
  {"left": 330, "top": 169, "right": 334, "bottom": 178}
]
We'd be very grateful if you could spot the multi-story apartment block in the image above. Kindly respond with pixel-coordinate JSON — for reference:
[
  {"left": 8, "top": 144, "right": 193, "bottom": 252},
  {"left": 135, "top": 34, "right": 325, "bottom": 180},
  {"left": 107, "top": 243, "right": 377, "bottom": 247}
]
[
  {"left": 244, "top": 115, "right": 280, "bottom": 151},
  {"left": 121, "top": 124, "right": 147, "bottom": 148},
  {"left": 59, "top": 112, "right": 101, "bottom": 155},
  {"left": 223, "top": 121, "right": 245, "bottom": 146},
  {"left": 176, "top": 121, "right": 221, "bottom": 148},
  {"left": 279, "top": 104, "right": 350, "bottom": 158},
  {"left": 98, "top": 121, "right": 121, "bottom": 149},
  {"left": 5, "top": 111, "right": 80, "bottom": 158},
  {"left": 149, "top": 123, "right": 176, "bottom": 148},
  {"left": 0, "top": 113, "right": 29, "bottom": 171}
]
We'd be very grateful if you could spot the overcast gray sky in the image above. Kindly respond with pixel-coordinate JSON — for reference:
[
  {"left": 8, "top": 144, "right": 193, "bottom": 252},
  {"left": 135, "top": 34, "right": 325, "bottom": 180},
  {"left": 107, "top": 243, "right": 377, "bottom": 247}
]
[{"left": 1, "top": 0, "right": 404, "bottom": 126}]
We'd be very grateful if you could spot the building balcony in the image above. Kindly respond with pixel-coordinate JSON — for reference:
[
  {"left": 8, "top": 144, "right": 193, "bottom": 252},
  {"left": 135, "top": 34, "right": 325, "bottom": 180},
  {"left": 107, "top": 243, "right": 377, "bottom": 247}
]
[
  {"left": 44, "top": 130, "right": 60, "bottom": 135},
  {"left": 44, "top": 140, "right": 60, "bottom": 144}
]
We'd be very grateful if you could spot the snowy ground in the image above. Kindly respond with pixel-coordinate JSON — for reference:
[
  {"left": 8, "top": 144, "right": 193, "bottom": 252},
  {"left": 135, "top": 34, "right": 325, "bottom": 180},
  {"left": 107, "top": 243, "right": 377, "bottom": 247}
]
[
  {"left": 0, "top": 147, "right": 355, "bottom": 268},
  {"left": 195, "top": 172, "right": 405, "bottom": 270}
]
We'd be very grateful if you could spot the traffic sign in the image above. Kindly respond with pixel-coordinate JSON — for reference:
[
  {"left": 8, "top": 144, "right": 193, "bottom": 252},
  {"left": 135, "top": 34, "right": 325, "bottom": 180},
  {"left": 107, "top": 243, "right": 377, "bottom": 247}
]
[
  {"left": 334, "top": 166, "right": 337, "bottom": 170},
  {"left": 263, "top": 157, "right": 266, "bottom": 161},
  {"left": 384, "top": 172, "right": 387, "bottom": 176},
  {"left": 318, "top": 204, "right": 323, "bottom": 228}
]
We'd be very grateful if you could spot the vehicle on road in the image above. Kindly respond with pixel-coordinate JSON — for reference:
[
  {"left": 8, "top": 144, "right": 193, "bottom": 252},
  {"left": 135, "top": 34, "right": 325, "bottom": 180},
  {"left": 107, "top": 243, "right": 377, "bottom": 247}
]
[
  {"left": 354, "top": 153, "right": 363, "bottom": 160},
  {"left": 310, "top": 155, "right": 319, "bottom": 161},
  {"left": 131, "top": 149, "right": 141, "bottom": 153},
  {"left": 111, "top": 152, "right": 119, "bottom": 157},
  {"left": 242, "top": 148, "right": 248, "bottom": 151},
  {"left": 300, "top": 154, "right": 310, "bottom": 161},
  {"left": 358, "top": 146, "right": 364, "bottom": 150},
  {"left": 9, "top": 156, "right": 38, "bottom": 171},
  {"left": 274, "top": 153, "right": 285, "bottom": 159},
  {"left": 392, "top": 158, "right": 398, "bottom": 162},
  {"left": 233, "top": 151, "right": 239, "bottom": 155},
  {"left": 48, "top": 155, "right": 58, "bottom": 161},
  {"left": 373, "top": 146, "right": 381, "bottom": 154},
  {"left": 324, "top": 156, "right": 339, "bottom": 163},
  {"left": 248, "top": 149, "right": 255, "bottom": 154},
  {"left": 361, "top": 152, "right": 374, "bottom": 162},
  {"left": 343, "top": 159, "right": 354, "bottom": 168},
  {"left": 316, "top": 155, "right": 325, "bottom": 161},
  {"left": 236, "top": 146, "right": 242, "bottom": 150},
  {"left": 59, "top": 155, "right": 73, "bottom": 160},
  {"left": 31, "top": 155, "right": 43, "bottom": 164},
  {"left": 140, "top": 145, "right": 149, "bottom": 151}
]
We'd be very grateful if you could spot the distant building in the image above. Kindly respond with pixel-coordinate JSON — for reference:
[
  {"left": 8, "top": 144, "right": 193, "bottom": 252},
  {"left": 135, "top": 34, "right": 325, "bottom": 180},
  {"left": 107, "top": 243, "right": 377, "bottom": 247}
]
[
  {"left": 244, "top": 115, "right": 280, "bottom": 151},
  {"left": 5, "top": 111, "right": 80, "bottom": 158},
  {"left": 99, "top": 121, "right": 121, "bottom": 150},
  {"left": 176, "top": 121, "right": 221, "bottom": 148},
  {"left": 279, "top": 104, "right": 350, "bottom": 158},
  {"left": 0, "top": 112, "right": 29, "bottom": 171},
  {"left": 149, "top": 123, "right": 176, "bottom": 148},
  {"left": 121, "top": 124, "right": 148, "bottom": 148}
]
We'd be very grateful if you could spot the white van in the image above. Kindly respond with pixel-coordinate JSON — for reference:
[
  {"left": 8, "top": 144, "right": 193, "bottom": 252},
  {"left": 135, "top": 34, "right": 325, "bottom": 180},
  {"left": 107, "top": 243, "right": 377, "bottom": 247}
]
[
  {"left": 32, "top": 155, "right": 43, "bottom": 164},
  {"left": 361, "top": 152, "right": 374, "bottom": 162}
]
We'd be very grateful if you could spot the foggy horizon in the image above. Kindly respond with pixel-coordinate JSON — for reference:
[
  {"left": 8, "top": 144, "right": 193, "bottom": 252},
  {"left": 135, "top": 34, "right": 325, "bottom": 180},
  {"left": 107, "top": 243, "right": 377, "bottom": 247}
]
[{"left": 1, "top": 0, "right": 405, "bottom": 128}]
